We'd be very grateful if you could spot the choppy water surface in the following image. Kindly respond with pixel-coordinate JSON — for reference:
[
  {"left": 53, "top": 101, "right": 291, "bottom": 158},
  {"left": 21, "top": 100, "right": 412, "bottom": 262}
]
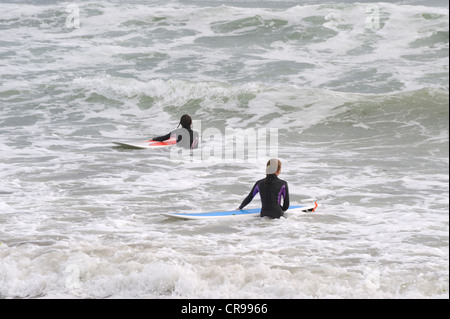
[{"left": 0, "top": 0, "right": 448, "bottom": 298}]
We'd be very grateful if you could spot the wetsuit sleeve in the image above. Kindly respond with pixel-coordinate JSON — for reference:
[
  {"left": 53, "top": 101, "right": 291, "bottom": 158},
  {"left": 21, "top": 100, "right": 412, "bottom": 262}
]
[
  {"left": 239, "top": 181, "right": 259, "bottom": 210},
  {"left": 152, "top": 132, "right": 171, "bottom": 142},
  {"left": 280, "top": 182, "right": 290, "bottom": 211}
]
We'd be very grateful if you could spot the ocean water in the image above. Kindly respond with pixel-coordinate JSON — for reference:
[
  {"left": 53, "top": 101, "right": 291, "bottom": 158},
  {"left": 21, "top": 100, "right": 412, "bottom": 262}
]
[{"left": 0, "top": 0, "right": 448, "bottom": 299}]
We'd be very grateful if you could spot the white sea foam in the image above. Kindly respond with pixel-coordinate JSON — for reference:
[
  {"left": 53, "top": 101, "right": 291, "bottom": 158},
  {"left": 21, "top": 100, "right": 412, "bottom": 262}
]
[{"left": 0, "top": 0, "right": 448, "bottom": 299}]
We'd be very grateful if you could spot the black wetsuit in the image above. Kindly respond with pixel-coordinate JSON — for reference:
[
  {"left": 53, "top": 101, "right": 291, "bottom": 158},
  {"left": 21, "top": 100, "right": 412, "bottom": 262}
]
[
  {"left": 239, "top": 175, "right": 290, "bottom": 219},
  {"left": 153, "top": 127, "right": 199, "bottom": 149}
]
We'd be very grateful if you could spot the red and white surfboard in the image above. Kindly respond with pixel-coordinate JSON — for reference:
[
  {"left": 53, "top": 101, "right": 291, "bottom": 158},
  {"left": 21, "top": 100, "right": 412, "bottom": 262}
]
[{"left": 113, "top": 138, "right": 177, "bottom": 149}]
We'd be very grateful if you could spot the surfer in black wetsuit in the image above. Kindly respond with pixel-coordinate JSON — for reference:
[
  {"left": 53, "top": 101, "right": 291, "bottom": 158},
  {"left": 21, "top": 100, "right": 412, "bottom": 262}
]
[
  {"left": 238, "top": 159, "right": 290, "bottom": 219},
  {"left": 153, "top": 114, "right": 199, "bottom": 149}
]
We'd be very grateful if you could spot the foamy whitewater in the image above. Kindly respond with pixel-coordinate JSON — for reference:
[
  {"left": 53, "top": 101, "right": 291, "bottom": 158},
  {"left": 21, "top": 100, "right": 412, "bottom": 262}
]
[{"left": 0, "top": 0, "right": 448, "bottom": 298}]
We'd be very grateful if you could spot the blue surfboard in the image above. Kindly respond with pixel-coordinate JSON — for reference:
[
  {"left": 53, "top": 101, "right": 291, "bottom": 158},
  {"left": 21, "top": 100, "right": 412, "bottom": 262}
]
[{"left": 162, "top": 203, "right": 317, "bottom": 220}]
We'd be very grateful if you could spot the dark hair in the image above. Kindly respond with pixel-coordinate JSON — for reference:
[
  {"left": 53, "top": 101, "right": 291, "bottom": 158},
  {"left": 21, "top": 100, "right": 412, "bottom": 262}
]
[
  {"left": 179, "top": 114, "right": 192, "bottom": 129},
  {"left": 265, "top": 159, "right": 281, "bottom": 186}
]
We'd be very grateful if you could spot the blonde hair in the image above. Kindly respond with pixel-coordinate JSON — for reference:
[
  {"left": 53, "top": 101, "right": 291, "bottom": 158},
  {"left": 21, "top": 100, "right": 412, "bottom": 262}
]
[
  {"left": 266, "top": 158, "right": 281, "bottom": 174},
  {"left": 265, "top": 159, "right": 281, "bottom": 185}
]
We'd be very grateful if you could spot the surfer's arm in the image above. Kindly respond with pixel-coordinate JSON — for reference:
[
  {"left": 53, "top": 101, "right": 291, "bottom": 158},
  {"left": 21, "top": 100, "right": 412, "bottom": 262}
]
[
  {"left": 238, "top": 182, "right": 259, "bottom": 210},
  {"left": 152, "top": 132, "right": 171, "bottom": 142},
  {"left": 280, "top": 183, "right": 290, "bottom": 211}
]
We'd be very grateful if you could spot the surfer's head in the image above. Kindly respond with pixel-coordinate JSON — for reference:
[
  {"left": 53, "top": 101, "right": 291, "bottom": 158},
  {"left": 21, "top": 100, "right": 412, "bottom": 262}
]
[
  {"left": 179, "top": 114, "right": 192, "bottom": 129},
  {"left": 266, "top": 158, "right": 281, "bottom": 176},
  {"left": 264, "top": 159, "right": 281, "bottom": 186}
]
